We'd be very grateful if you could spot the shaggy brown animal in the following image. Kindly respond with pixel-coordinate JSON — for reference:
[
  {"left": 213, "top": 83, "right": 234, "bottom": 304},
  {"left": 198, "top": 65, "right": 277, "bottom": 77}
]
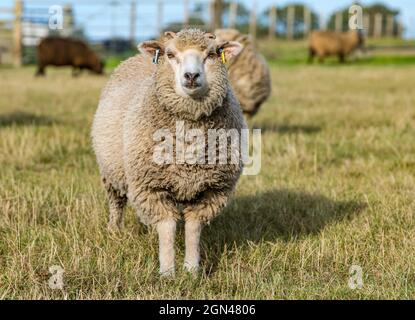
[
  {"left": 215, "top": 29, "right": 271, "bottom": 117},
  {"left": 308, "top": 30, "right": 365, "bottom": 63},
  {"left": 92, "top": 29, "right": 246, "bottom": 275},
  {"left": 36, "top": 37, "right": 104, "bottom": 76}
]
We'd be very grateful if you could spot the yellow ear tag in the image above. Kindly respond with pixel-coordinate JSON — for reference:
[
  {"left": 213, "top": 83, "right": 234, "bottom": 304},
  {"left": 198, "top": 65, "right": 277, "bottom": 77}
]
[{"left": 221, "top": 50, "right": 226, "bottom": 64}]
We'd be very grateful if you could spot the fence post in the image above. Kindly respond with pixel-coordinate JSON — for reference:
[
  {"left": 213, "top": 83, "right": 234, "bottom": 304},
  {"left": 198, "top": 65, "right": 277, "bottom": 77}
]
[
  {"left": 303, "top": 6, "right": 311, "bottom": 38},
  {"left": 211, "top": 0, "right": 223, "bottom": 30},
  {"left": 386, "top": 14, "right": 394, "bottom": 37},
  {"left": 335, "top": 11, "right": 343, "bottom": 32},
  {"left": 229, "top": 1, "right": 237, "bottom": 29},
  {"left": 268, "top": 5, "right": 276, "bottom": 39},
  {"left": 286, "top": 5, "right": 294, "bottom": 40},
  {"left": 373, "top": 13, "right": 383, "bottom": 38},
  {"left": 13, "top": 0, "right": 22, "bottom": 67},
  {"left": 157, "top": 0, "right": 163, "bottom": 36},
  {"left": 130, "top": 1, "right": 136, "bottom": 46},
  {"left": 183, "top": 0, "right": 189, "bottom": 27},
  {"left": 110, "top": 0, "right": 118, "bottom": 40},
  {"left": 397, "top": 19, "right": 403, "bottom": 38},
  {"left": 319, "top": 12, "right": 326, "bottom": 30},
  {"left": 363, "top": 14, "right": 370, "bottom": 37},
  {"left": 249, "top": 0, "right": 257, "bottom": 43},
  {"left": 62, "top": 4, "right": 74, "bottom": 36}
]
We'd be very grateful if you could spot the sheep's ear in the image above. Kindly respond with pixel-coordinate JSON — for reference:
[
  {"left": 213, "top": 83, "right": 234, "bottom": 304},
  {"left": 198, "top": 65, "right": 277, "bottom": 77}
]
[
  {"left": 138, "top": 41, "right": 165, "bottom": 57},
  {"left": 218, "top": 41, "right": 243, "bottom": 61},
  {"left": 164, "top": 31, "right": 176, "bottom": 40},
  {"left": 236, "top": 34, "right": 251, "bottom": 44}
]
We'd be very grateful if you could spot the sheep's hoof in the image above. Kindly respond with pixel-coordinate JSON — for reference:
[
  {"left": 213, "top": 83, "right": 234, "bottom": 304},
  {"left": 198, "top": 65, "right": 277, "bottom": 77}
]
[
  {"left": 160, "top": 267, "right": 175, "bottom": 277},
  {"left": 107, "top": 222, "right": 122, "bottom": 234},
  {"left": 184, "top": 262, "right": 200, "bottom": 274}
]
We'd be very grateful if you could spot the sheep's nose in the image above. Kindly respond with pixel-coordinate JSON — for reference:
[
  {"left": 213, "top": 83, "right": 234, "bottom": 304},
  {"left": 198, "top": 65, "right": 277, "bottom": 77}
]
[{"left": 184, "top": 72, "right": 200, "bottom": 82}]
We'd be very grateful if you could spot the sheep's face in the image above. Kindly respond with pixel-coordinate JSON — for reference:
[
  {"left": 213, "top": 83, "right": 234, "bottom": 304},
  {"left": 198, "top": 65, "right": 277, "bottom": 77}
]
[
  {"left": 166, "top": 47, "right": 210, "bottom": 97},
  {"left": 138, "top": 30, "right": 243, "bottom": 99}
]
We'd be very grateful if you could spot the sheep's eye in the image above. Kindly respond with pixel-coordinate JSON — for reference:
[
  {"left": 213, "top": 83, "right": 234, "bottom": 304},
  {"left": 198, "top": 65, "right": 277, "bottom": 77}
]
[
  {"left": 167, "top": 52, "right": 175, "bottom": 59},
  {"left": 207, "top": 52, "right": 217, "bottom": 59}
]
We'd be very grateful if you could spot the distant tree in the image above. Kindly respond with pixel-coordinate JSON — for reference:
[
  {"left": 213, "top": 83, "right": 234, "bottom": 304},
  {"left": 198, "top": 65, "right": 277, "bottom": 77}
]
[
  {"left": 163, "top": 1, "right": 208, "bottom": 33},
  {"left": 164, "top": 1, "right": 251, "bottom": 33},
  {"left": 211, "top": 0, "right": 224, "bottom": 29},
  {"left": 262, "top": 3, "right": 319, "bottom": 39},
  {"left": 163, "top": 17, "right": 206, "bottom": 33}
]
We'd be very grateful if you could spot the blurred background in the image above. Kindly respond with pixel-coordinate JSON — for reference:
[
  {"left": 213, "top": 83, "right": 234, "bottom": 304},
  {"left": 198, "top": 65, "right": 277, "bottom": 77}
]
[
  {"left": 0, "top": 0, "right": 414, "bottom": 68},
  {"left": 1, "top": 1, "right": 415, "bottom": 299}
]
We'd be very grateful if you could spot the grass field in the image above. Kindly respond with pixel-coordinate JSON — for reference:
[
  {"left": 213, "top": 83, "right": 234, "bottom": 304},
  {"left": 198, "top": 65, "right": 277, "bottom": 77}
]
[
  {"left": 0, "top": 53, "right": 415, "bottom": 299},
  {"left": 259, "top": 38, "right": 415, "bottom": 66}
]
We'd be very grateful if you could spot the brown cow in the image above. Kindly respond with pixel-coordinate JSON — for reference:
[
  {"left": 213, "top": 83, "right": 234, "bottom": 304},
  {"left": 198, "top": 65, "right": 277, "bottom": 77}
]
[
  {"left": 36, "top": 37, "right": 104, "bottom": 76},
  {"left": 308, "top": 30, "right": 365, "bottom": 64}
]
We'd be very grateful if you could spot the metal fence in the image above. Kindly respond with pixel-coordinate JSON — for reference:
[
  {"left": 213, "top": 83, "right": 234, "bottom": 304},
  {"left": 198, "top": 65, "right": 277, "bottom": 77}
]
[{"left": 0, "top": 0, "right": 408, "bottom": 66}]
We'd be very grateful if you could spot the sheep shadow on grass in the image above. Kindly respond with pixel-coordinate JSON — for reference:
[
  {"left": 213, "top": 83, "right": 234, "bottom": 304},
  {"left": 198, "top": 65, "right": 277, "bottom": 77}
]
[
  {"left": 252, "top": 123, "right": 322, "bottom": 135},
  {"left": 0, "top": 111, "right": 58, "bottom": 127},
  {"left": 201, "top": 189, "right": 365, "bottom": 274}
]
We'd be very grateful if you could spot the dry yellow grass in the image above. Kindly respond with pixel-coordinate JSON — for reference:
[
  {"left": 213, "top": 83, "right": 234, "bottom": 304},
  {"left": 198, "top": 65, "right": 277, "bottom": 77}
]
[{"left": 0, "top": 64, "right": 414, "bottom": 299}]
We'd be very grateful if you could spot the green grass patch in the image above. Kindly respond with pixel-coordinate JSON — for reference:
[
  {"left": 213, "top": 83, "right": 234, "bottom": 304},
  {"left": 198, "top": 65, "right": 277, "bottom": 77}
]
[
  {"left": 1, "top": 60, "right": 415, "bottom": 299},
  {"left": 356, "top": 55, "right": 415, "bottom": 66}
]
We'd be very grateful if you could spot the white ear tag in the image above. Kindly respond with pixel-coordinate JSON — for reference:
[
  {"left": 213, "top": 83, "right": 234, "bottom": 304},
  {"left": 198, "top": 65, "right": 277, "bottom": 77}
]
[{"left": 153, "top": 49, "right": 160, "bottom": 64}]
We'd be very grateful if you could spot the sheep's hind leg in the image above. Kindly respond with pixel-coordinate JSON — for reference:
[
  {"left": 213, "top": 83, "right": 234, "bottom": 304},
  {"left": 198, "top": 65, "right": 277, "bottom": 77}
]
[
  {"left": 105, "top": 184, "right": 127, "bottom": 232},
  {"left": 156, "top": 218, "right": 177, "bottom": 276},
  {"left": 35, "top": 64, "right": 46, "bottom": 76},
  {"left": 308, "top": 48, "right": 316, "bottom": 64},
  {"left": 184, "top": 219, "right": 202, "bottom": 273},
  {"left": 72, "top": 67, "right": 81, "bottom": 77}
]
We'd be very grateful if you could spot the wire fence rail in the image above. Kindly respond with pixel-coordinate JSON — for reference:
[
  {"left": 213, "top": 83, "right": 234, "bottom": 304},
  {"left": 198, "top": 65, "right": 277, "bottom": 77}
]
[{"left": 0, "top": 0, "right": 408, "bottom": 66}]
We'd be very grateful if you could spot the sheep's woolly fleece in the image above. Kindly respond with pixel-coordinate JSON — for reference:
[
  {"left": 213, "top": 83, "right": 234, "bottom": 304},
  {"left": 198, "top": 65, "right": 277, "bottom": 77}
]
[
  {"left": 309, "top": 31, "right": 362, "bottom": 59},
  {"left": 171, "top": 28, "right": 211, "bottom": 51},
  {"left": 92, "top": 29, "right": 246, "bottom": 226},
  {"left": 215, "top": 29, "right": 271, "bottom": 117}
]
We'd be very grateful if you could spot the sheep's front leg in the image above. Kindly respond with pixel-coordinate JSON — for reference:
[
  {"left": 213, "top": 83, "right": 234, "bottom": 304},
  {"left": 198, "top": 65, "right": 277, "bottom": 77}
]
[
  {"left": 129, "top": 187, "right": 179, "bottom": 276},
  {"left": 183, "top": 189, "right": 231, "bottom": 273},
  {"left": 156, "top": 218, "right": 177, "bottom": 275},
  {"left": 184, "top": 219, "right": 202, "bottom": 272}
]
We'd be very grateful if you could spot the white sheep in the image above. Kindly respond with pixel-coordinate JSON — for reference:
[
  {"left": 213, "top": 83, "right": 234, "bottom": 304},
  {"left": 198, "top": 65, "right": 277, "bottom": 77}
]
[{"left": 92, "top": 29, "right": 246, "bottom": 275}]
